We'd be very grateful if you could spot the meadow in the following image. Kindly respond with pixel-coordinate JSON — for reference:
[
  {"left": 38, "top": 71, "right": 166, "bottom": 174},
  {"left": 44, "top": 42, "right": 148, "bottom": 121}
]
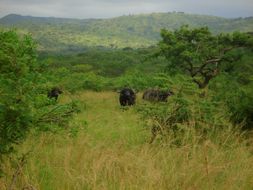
[{"left": 1, "top": 91, "right": 253, "bottom": 190}]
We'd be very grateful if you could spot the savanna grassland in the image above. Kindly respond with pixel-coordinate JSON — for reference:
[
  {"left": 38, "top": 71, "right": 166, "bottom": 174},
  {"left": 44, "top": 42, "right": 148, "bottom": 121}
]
[
  {"left": 1, "top": 91, "right": 253, "bottom": 190},
  {"left": 1, "top": 12, "right": 253, "bottom": 190}
]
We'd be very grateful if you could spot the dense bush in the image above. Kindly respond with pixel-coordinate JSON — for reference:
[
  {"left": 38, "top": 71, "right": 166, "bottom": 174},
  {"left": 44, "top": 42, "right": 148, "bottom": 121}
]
[
  {"left": 0, "top": 31, "right": 80, "bottom": 175},
  {"left": 136, "top": 79, "right": 232, "bottom": 144},
  {"left": 210, "top": 74, "right": 253, "bottom": 129},
  {"left": 0, "top": 31, "right": 38, "bottom": 165}
]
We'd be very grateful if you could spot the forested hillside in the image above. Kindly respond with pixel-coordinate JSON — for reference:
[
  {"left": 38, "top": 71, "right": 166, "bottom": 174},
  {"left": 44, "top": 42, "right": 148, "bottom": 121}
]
[{"left": 1, "top": 13, "right": 253, "bottom": 52}]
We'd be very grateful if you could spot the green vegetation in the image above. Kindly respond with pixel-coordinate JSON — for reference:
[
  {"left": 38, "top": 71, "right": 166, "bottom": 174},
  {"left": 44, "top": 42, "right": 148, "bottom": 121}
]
[
  {"left": 0, "top": 14, "right": 253, "bottom": 189},
  {"left": 0, "top": 92, "right": 253, "bottom": 189},
  {"left": 1, "top": 13, "right": 253, "bottom": 51},
  {"left": 0, "top": 31, "right": 79, "bottom": 176},
  {"left": 39, "top": 47, "right": 170, "bottom": 92},
  {"left": 159, "top": 25, "right": 253, "bottom": 88}
]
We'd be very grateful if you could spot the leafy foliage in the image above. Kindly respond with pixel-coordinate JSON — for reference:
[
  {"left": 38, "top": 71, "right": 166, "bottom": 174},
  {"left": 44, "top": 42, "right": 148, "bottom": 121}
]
[
  {"left": 39, "top": 48, "right": 168, "bottom": 92},
  {"left": 0, "top": 31, "right": 79, "bottom": 175},
  {"left": 136, "top": 80, "right": 231, "bottom": 144},
  {"left": 159, "top": 26, "right": 253, "bottom": 88},
  {"left": 0, "top": 31, "right": 38, "bottom": 160},
  {"left": 210, "top": 73, "right": 253, "bottom": 129}
]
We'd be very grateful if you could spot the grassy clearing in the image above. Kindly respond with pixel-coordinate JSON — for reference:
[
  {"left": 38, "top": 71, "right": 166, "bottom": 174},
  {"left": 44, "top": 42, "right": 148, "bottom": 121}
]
[{"left": 1, "top": 91, "right": 253, "bottom": 190}]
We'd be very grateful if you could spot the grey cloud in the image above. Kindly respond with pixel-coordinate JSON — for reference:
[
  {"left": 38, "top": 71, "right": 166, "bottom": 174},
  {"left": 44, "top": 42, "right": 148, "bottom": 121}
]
[
  {"left": 0, "top": 0, "right": 252, "bottom": 18},
  {"left": 168, "top": 0, "right": 253, "bottom": 17}
]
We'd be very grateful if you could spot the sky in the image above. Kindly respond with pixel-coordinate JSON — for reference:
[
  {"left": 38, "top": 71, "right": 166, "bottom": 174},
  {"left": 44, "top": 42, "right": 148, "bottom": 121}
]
[{"left": 0, "top": 0, "right": 253, "bottom": 19}]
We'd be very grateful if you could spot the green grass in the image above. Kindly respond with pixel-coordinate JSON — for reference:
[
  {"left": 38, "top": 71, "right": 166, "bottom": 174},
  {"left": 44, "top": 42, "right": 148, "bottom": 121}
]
[{"left": 1, "top": 91, "right": 253, "bottom": 190}]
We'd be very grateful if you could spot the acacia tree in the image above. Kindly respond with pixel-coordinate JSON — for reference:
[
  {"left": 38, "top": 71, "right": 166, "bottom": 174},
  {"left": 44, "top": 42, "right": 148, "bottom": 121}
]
[{"left": 159, "top": 26, "right": 253, "bottom": 88}]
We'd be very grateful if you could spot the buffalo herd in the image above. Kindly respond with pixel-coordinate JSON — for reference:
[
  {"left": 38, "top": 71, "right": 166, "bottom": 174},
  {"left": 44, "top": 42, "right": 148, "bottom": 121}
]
[
  {"left": 47, "top": 86, "right": 173, "bottom": 106},
  {"left": 119, "top": 87, "right": 173, "bottom": 106}
]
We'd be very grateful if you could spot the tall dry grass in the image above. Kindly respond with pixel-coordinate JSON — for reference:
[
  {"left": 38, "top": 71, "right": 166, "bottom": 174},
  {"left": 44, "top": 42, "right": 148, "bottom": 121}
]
[{"left": 1, "top": 91, "right": 253, "bottom": 190}]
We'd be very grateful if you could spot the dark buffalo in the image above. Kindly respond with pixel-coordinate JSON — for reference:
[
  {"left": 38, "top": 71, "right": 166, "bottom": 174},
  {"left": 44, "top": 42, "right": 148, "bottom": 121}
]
[
  {"left": 119, "top": 88, "right": 136, "bottom": 106},
  {"left": 48, "top": 87, "right": 62, "bottom": 100},
  {"left": 143, "top": 89, "right": 173, "bottom": 102}
]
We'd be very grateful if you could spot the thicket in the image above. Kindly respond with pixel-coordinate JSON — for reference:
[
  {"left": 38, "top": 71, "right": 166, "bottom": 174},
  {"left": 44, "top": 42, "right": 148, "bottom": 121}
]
[
  {"left": 136, "top": 79, "right": 228, "bottom": 144},
  {"left": 159, "top": 26, "right": 253, "bottom": 128},
  {"left": 0, "top": 30, "right": 80, "bottom": 175},
  {"left": 39, "top": 48, "right": 170, "bottom": 92}
]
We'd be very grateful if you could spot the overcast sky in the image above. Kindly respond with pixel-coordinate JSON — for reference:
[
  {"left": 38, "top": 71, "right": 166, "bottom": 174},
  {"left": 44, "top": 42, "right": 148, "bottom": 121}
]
[{"left": 0, "top": 0, "right": 253, "bottom": 19}]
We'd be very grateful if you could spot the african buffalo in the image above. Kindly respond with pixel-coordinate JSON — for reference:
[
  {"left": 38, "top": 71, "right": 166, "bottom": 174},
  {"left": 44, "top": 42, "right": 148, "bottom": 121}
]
[
  {"left": 143, "top": 89, "right": 173, "bottom": 102},
  {"left": 48, "top": 87, "right": 62, "bottom": 100},
  {"left": 119, "top": 88, "right": 136, "bottom": 106}
]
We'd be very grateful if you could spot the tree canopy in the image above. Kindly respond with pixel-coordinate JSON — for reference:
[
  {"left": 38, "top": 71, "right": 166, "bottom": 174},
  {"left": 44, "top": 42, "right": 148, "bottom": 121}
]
[{"left": 159, "top": 26, "right": 253, "bottom": 88}]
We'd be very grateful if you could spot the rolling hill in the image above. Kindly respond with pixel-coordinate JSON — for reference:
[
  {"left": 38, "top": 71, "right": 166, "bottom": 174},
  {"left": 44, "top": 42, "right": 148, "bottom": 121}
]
[{"left": 1, "top": 13, "right": 253, "bottom": 52}]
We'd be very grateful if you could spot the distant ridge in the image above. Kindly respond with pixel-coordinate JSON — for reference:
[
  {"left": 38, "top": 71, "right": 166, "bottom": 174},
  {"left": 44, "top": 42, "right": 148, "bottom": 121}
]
[
  {"left": 1, "top": 13, "right": 253, "bottom": 52},
  {"left": 2, "top": 12, "right": 253, "bottom": 21},
  {"left": 0, "top": 14, "right": 88, "bottom": 24}
]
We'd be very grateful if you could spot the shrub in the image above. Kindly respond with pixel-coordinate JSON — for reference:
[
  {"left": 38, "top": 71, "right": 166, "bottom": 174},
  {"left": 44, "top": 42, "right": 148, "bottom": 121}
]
[
  {"left": 0, "top": 31, "right": 80, "bottom": 175},
  {"left": 136, "top": 80, "right": 231, "bottom": 144}
]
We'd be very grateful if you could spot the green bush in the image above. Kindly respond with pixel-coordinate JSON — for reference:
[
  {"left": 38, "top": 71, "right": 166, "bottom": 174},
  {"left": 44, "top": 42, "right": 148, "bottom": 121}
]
[
  {"left": 0, "top": 31, "right": 38, "bottom": 165},
  {"left": 210, "top": 74, "right": 253, "bottom": 129},
  {"left": 136, "top": 80, "right": 231, "bottom": 144},
  {"left": 0, "top": 30, "right": 80, "bottom": 175}
]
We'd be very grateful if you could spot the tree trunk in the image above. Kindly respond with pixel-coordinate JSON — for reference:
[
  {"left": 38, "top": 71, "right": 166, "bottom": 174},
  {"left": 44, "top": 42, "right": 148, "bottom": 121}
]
[{"left": 193, "top": 74, "right": 213, "bottom": 89}]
